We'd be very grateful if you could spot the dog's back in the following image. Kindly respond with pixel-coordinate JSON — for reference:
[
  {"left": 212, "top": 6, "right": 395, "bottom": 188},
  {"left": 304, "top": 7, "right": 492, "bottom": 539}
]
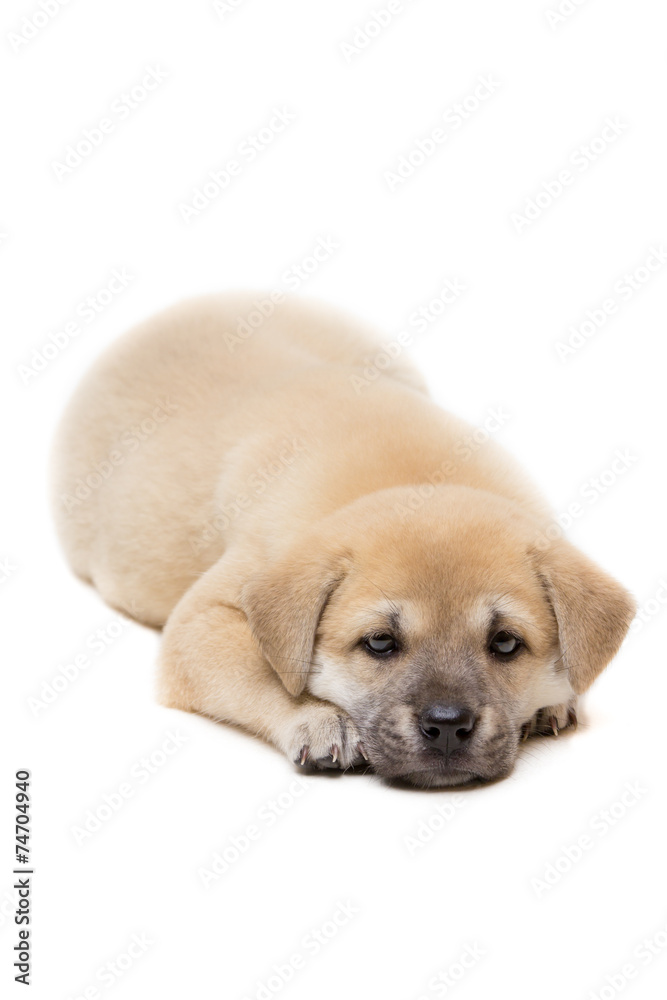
[{"left": 50, "top": 295, "right": 430, "bottom": 622}]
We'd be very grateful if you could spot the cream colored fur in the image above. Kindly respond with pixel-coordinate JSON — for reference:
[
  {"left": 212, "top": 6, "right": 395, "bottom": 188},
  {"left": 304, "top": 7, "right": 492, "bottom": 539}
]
[{"left": 51, "top": 295, "right": 635, "bottom": 786}]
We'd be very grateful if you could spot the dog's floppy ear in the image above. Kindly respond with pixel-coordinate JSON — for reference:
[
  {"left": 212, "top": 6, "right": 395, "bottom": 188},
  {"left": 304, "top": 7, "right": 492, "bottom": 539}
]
[
  {"left": 240, "top": 542, "right": 350, "bottom": 697},
  {"left": 535, "top": 539, "right": 636, "bottom": 694}
]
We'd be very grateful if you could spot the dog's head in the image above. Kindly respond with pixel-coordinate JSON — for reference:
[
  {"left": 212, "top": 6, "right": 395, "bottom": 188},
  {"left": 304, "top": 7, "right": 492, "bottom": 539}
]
[{"left": 241, "top": 486, "right": 635, "bottom": 787}]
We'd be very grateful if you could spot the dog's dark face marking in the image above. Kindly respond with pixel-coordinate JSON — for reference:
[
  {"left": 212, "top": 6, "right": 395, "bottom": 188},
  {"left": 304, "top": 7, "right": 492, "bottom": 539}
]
[{"left": 307, "top": 539, "right": 567, "bottom": 787}]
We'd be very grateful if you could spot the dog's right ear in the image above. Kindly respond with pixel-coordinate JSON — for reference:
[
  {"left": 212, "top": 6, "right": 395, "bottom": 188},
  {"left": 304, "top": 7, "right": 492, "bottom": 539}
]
[{"left": 240, "top": 540, "right": 351, "bottom": 697}]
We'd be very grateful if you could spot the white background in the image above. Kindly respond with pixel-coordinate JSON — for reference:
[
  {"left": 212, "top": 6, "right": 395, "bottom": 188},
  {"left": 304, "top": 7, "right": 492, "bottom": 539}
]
[{"left": 2, "top": 1, "right": 666, "bottom": 998}]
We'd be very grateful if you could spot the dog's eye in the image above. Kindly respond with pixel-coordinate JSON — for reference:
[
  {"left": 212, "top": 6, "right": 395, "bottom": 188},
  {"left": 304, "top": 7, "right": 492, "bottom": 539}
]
[
  {"left": 364, "top": 633, "right": 398, "bottom": 656},
  {"left": 489, "top": 631, "right": 522, "bottom": 657}
]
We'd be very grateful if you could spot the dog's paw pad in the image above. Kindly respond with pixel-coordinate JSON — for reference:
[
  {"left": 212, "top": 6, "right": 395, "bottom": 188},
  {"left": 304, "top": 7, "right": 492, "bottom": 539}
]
[
  {"left": 294, "top": 746, "right": 342, "bottom": 770},
  {"left": 311, "top": 749, "right": 342, "bottom": 770}
]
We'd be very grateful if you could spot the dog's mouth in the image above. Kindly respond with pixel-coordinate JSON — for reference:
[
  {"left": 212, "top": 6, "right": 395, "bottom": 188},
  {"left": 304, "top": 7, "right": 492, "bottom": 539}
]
[
  {"left": 388, "top": 765, "right": 482, "bottom": 789},
  {"left": 375, "top": 755, "right": 502, "bottom": 788},
  {"left": 384, "top": 756, "right": 516, "bottom": 788},
  {"left": 360, "top": 726, "right": 519, "bottom": 788}
]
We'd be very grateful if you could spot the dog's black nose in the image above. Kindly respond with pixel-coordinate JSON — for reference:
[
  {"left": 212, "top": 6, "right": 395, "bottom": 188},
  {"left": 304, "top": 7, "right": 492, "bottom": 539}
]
[{"left": 418, "top": 704, "right": 476, "bottom": 752}]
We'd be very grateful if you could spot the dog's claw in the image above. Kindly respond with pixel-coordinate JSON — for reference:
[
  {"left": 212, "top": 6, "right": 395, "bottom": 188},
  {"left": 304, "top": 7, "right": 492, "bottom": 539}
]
[
  {"left": 298, "top": 745, "right": 309, "bottom": 766},
  {"left": 549, "top": 716, "right": 559, "bottom": 736},
  {"left": 315, "top": 753, "right": 340, "bottom": 769},
  {"left": 520, "top": 723, "right": 530, "bottom": 742},
  {"left": 567, "top": 708, "right": 578, "bottom": 730},
  {"left": 331, "top": 744, "right": 339, "bottom": 764},
  {"left": 357, "top": 741, "right": 369, "bottom": 761}
]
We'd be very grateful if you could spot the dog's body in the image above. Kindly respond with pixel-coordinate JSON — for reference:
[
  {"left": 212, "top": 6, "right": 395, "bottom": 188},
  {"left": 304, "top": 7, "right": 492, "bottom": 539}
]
[{"left": 52, "top": 295, "right": 635, "bottom": 786}]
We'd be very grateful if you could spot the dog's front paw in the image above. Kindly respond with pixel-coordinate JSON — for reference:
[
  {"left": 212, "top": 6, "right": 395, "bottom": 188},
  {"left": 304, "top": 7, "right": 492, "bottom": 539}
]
[
  {"left": 285, "top": 704, "right": 367, "bottom": 771},
  {"left": 521, "top": 699, "right": 578, "bottom": 741}
]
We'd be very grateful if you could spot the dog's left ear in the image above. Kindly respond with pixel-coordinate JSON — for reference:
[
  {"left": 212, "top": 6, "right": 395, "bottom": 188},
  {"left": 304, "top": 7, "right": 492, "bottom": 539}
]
[
  {"left": 534, "top": 539, "right": 636, "bottom": 694},
  {"left": 240, "top": 540, "right": 350, "bottom": 697}
]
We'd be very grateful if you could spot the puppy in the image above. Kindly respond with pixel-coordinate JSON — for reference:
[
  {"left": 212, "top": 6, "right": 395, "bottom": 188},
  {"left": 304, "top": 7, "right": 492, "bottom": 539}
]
[{"left": 51, "top": 294, "right": 635, "bottom": 787}]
